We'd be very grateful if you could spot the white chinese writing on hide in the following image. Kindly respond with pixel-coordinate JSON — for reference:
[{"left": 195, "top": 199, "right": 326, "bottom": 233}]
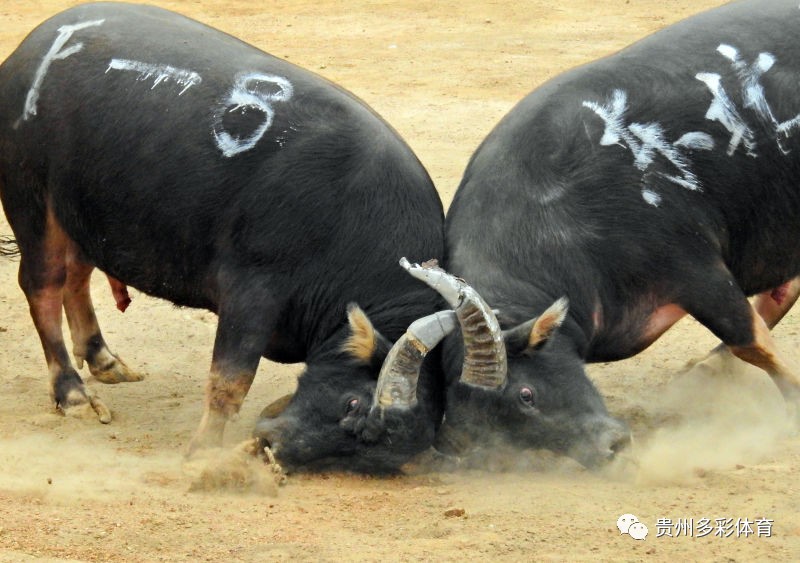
[
  {"left": 18, "top": 17, "right": 295, "bottom": 158},
  {"left": 582, "top": 90, "right": 713, "bottom": 207},
  {"left": 584, "top": 42, "right": 800, "bottom": 207},
  {"left": 213, "top": 72, "right": 294, "bottom": 158},
  {"left": 698, "top": 44, "right": 800, "bottom": 156}
]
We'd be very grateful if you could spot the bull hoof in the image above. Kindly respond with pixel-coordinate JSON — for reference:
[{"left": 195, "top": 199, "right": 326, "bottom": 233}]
[
  {"left": 682, "top": 346, "right": 736, "bottom": 376},
  {"left": 58, "top": 387, "right": 112, "bottom": 423},
  {"left": 185, "top": 429, "right": 226, "bottom": 459},
  {"left": 774, "top": 381, "right": 800, "bottom": 424},
  {"left": 90, "top": 392, "right": 113, "bottom": 423},
  {"left": 90, "top": 356, "right": 144, "bottom": 384}
]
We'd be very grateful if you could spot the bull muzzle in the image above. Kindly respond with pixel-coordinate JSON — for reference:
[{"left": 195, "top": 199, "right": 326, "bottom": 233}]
[
  {"left": 569, "top": 416, "right": 633, "bottom": 468},
  {"left": 253, "top": 416, "right": 284, "bottom": 458}
]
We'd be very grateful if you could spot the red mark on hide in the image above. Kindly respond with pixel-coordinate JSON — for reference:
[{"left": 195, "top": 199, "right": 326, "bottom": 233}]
[{"left": 770, "top": 283, "right": 789, "bottom": 306}]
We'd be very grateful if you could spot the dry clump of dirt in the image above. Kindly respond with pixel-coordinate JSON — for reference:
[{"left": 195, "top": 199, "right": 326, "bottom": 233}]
[{"left": 184, "top": 440, "right": 285, "bottom": 495}]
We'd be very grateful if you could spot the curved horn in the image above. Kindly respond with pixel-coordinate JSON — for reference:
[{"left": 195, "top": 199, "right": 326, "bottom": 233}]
[
  {"left": 400, "top": 258, "right": 507, "bottom": 389},
  {"left": 372, "top": 310, "right": 457, "bottom": 410}
]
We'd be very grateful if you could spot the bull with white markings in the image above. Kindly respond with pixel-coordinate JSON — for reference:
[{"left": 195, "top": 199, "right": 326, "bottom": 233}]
[
  {"left": 0, "top": 2, "right": 450, "bottom": 473},
  {"left": 418, "top": 0, "right": 800, "bottom": 467}
]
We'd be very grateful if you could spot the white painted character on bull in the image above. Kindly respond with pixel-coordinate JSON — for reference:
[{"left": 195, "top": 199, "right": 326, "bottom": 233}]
[
  {"left": 697, "top": 44, "right": 800, "bottom": 157},
  {"left": 695, "top": 70, "right": 757, "bottom": 157},
  {"left": 213, "top": 72, "right": 294, "bottom": 157},
  {"left": 105, "top": 59, "right": 202, "bottom": 95},
  {"left": 583, "top": 89, "right": 714, "bottom": 206},
  {"left": 718, "top": 44, "right": 800, "bottom": 154},
  {"left": 20, "top": 19, "right": 105, "bottom": 124}
]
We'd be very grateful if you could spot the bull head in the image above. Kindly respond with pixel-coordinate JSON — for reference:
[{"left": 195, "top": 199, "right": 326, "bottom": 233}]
[
  {"left": 400, "top": 258, "right": 630, "bottom": 468},
  {"left": 255, "top": 304, "right": 456, "bottom": 473}
]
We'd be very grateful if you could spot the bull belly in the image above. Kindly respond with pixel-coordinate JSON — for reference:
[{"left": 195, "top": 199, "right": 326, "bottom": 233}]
[
  {"left": 79, "top": 237, "right": 215, "bottom": 310},
  {"left": 588, "top": 303, "right": 687, "bottom": 362}
]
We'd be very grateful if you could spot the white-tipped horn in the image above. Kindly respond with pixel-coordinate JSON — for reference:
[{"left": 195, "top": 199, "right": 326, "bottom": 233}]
[
  {"left": 373, "top": 310, "right": 457, "bottom": 410},
  {"left": 401, "top": 258, "right": 508, "bottom": 389},
  {"left": 400, "top": 257, "right": 462, "bottom": 308}
]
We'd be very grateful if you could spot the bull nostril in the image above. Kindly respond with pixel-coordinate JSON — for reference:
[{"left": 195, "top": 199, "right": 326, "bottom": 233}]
[{"left": 253, "top": 418, "right": 280, "bottom": 449}]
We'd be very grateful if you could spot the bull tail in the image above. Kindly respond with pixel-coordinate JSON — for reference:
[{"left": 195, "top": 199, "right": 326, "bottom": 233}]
[{"left": 0, "top": 235, "right": 20, "bottom": 258}]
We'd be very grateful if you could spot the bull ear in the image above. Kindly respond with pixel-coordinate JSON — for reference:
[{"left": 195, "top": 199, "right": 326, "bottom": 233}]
[
  {"left": 259, "top": 393, "right": 294, "bottom": 419},
  {"left": 342, "top": 303, "right": 392, "bottom": 368},
  {"left": 503, "top": 297, "right": 569, "bottom": 356}
]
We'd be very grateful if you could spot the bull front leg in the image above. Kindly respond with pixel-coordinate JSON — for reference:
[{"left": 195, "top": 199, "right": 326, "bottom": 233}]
[
  {"left": 187, "top": 290, "right": 275, "bottom": 454},
  {"left": 728, "top": 312, "right": 800, "bottom": 402}
]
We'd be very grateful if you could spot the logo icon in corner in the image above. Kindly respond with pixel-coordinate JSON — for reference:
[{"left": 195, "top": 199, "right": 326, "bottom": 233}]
[{"left": 618, "top": 513, "right": 648, "bottom": 541}]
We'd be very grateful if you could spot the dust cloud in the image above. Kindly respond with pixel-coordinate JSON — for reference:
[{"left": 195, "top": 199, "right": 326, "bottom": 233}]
[
  {"left": 0, "top": 433, "right": 280, "bottom": 500},
  {"left": 626, "top": 352, "right": 794, "bottom": 485},
  {"left": 408, "top": 352, "right": 794, "bottom": 481},
  {"left": 0, "top": 432, "right": 187, "bottom": 500}
]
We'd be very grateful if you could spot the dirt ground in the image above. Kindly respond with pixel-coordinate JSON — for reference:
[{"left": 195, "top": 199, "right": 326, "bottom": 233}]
[{"left": 1, "top": 0, "right": 799, "bottom": 561}]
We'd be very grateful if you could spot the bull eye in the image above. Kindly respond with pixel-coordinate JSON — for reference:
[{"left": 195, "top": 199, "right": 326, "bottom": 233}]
[
  {"left": 519, "top": 386, "right": 535, "bottom": 407},
  {"left": 345, "top": 397, "right": 360, "bottom": 415}
]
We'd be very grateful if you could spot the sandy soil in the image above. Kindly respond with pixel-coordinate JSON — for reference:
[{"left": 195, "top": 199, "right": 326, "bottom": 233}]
[{"left": 1, "top": 0, "right": 799, "bottom": 561}]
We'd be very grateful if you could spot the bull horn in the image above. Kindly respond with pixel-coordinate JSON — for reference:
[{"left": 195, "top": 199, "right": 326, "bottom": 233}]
[
  {"left": 400, "top": 258, "right": 507, "bottom": 389},
  {"left": 372, "top": 310, "right": 457, "bottom": 410}
]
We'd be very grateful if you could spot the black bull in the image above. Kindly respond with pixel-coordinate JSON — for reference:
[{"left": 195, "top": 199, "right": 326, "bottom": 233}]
[
  {"left": 420, "top": 0, "right": 800, "bottom": 467},
  {"left": 0, "top": 2, "right": 450, "bottom": 473}
]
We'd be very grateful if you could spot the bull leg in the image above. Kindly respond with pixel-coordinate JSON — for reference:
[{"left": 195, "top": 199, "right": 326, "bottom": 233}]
[
  {"left": 753, "top": 277, "right": 800, "bottom": 329},
  {"left": 687, "top": 277, "right": 800, "bottom": 369},
  {"left": 187, "top": 293, "right": 275, "bottom": 454},
  {"left": 17, "top": 209, "right": 111, "bottom": 422},
  {"left": 684, "top": 267, "right": 800, "bottom": 404},
  {"left": 727, "top": 314, "right": 800, "bottom": 401},
  {"left": 63, "top": 247, "right": 142, "bottom": 384}
]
